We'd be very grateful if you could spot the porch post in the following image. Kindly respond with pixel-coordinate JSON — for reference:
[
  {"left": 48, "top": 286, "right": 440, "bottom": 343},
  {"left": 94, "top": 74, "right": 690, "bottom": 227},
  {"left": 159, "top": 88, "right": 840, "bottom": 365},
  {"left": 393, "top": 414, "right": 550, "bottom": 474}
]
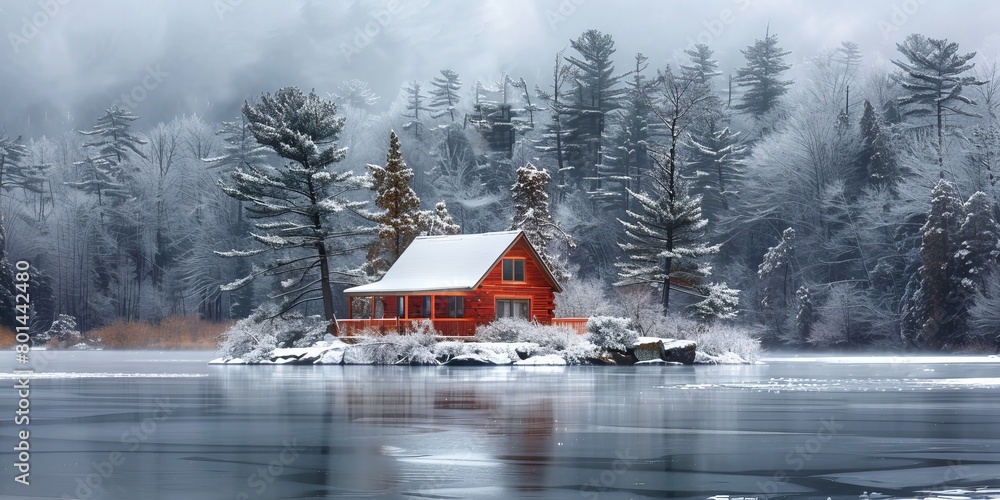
[{"left": 430, "top": 295, "right": 436, "bottom": 320}]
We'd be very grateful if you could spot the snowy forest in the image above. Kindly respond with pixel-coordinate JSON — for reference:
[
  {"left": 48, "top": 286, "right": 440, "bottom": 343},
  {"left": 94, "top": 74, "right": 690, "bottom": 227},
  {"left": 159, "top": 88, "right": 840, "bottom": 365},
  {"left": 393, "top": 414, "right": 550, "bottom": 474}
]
[{"left": 2, "top": 27, "right": 1000, "bottom": 352}]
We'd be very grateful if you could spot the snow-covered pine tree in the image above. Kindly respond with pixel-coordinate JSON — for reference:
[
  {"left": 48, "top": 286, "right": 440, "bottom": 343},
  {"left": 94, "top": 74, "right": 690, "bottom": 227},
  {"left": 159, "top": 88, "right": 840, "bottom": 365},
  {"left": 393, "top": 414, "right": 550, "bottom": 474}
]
[
  {"left": 366, "top": 131, "right": 422, "bottom": 278},
  {"left": 509, "top": 163, "right": 573, "bottom": 281},
  {"left": 733, "top": 27, "right": 793, "bottom": 120},
  {"left": 857, "top": 99, "right": 899, "bottom": 196},
  {"left": 563, "top": 29, "right": 629, "bottom": 188},
  {"left": 334, "top": 79, "right": 379, "bottom": 110},
  {"left": 402, "top": 81, "right": 431, "bottom": 141},
  {"left": 951, "top": 191, "right": 1000, "bottom": 340},
  {"left": 218, "top": 87, "right": 369, "bottom": 333},
  {"left": 597, "top": 52, "right": 653, "bottom": 214},
  {"left": 429, "top": 69, "right": 462, "bottom": 122},
  {"left": 419, "top": 201, "right": 461, "bottom": 237},
  {"left": 691, "top": 282, "right": 740, "bottom": 322},
  {"left": 0, "top": 134, "right": 28, "bottom": 193},
  {"left": 902, "top": 179, "right": 964, "bottom": 349},
  {"left": 534, "top": 50, "right": 576, "bottom": 196},
  {"left": 795, "top": 285, "right": 814, "bottom": 343},
  {"left": 686, "top": 123, "right": 746, "bottom": 217},
  {"left": 0, "top": 210, "right": 15, "bottom": 329},
  {"left": 757, "top": 227, "right": 796, "bottom": 310},
  {"left": 892, "top": 34, "right": 985, "bottom": 168},
  {"left": 79, "top": 105, "right": 148, "bottom": 169},
  {"left": 680, "top": 44, "right": 723, "bottom": 88},
  {"left": 615, "top": 148, "right": 720, "bottom": 314}
]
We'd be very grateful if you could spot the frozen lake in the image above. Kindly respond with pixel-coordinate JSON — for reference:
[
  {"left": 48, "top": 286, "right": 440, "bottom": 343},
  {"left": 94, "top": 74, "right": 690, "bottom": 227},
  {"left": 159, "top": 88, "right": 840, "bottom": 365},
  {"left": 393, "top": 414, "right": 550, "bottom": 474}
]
[{"left": 2, "top": 351, "right": 1000, "bottom": 499}]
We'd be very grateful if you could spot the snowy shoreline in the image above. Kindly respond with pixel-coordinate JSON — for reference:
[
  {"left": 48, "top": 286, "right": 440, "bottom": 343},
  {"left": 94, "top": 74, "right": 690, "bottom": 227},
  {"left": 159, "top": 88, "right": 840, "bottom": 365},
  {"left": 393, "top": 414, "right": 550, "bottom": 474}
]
[{"left": 209, "top": 335, "right": 752, "bottom": 366}]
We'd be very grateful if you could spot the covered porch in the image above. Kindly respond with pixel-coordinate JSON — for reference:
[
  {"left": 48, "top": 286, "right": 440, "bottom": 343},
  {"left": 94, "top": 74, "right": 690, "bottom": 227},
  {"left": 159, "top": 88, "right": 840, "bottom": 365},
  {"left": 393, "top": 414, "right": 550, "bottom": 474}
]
[{"left": 340, "top": 293, "right": 478, "bottom": 337}]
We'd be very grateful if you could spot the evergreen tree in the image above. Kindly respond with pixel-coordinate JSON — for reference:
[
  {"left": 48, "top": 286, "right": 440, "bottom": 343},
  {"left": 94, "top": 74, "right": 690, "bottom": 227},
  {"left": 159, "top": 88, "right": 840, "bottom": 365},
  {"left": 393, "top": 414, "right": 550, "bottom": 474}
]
[
  {"left": 509, "top": 163, "right": 573, "bottom": 281},
  {"left": 419, "top": 201, "right": 461, "bottom": 236},
  {"left": 615, "top": 148, "right": 720, "bottom": 314},
  {"left": 758, "top": 227, "right": 796, "bottom": 310},
  {"left": 686, "top": 123, "right": 746, "bottom": 217},
  {"left": 902, "top": 179, "right": 964, "bottom": 349},
  {"left": 681, "top": 44, "right": 723, "bottom": 88},
  {"left": 952, "top": 192, "right": 1000, "bottom": 338},
  {"left": 366, "top": 131, "right": 422, "bottom": 278},
  {"left": 218, "top": 87, "right": 368, "bottom": 333},
  {"left": 0, "top": 211, "right": 15, "bottom": 329},
  {"left": 0, "top": 134, "right": 28, "bottom": 193},
  {"left": 597, "top": 52, "right": 653, "bottom": 214},
  {"left": 534, "top": 50, "right": 576, "bottom": 196},
  {"left": 429, "top": 69, "right": 462, "bottom": 122},
  {"left": 795, "top": 286, "right": 814, "bottom": 343},
  {"left": 563, "top": 29, "right": 629, "bottom": 188},
  {"left": 334, "top": 79, "right": 379, "bottom": 110},
  {"left": 79, "top": 105, "right": 148, "bottom": 169},
  {"left": 892, "top": 34, "right": 985, "bottom": 168},
  {"left": 857, "top": 99, "right": 899, "bottom": 196},
  {"left": 734, "top": 28, "right": 793, "bottom": 120},
  {"left": 402, "top": 81, "right": 431, "bottom": 141}
]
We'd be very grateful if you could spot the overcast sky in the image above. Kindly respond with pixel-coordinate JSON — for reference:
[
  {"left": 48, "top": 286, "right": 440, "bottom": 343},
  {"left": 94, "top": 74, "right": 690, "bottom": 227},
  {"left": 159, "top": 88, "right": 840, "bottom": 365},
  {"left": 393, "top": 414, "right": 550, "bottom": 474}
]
[{"left": 3, "top": 0, "right": 1000, "bottom": 137}]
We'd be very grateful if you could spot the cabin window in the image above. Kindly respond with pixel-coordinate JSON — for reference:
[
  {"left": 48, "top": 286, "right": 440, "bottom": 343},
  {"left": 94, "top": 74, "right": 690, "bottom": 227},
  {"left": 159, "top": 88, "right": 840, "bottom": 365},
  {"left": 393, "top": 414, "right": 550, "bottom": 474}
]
[
  {"left": 495, "top": 299, "right": 530, "bottom": 319},
  {"left": 447, "top": 297, "right": 464, "bottom": 318},
  {"left": 502, "top": 258, "right": 525, "bottom": 282}
]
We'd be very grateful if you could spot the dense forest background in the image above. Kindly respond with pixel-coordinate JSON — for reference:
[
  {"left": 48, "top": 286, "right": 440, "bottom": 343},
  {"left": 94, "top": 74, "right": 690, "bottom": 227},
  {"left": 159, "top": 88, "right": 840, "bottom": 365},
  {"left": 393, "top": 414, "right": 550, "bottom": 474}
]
[{"left": 2, "top": 27, "right": 999, "bottom": 351}]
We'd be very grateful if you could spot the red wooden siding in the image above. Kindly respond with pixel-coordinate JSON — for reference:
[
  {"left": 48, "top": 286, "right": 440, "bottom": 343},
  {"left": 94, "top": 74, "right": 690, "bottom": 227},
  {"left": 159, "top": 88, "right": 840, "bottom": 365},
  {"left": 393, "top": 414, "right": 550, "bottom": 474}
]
[{"left": 471, "top": 238, "right": 557, "bottom": 324}]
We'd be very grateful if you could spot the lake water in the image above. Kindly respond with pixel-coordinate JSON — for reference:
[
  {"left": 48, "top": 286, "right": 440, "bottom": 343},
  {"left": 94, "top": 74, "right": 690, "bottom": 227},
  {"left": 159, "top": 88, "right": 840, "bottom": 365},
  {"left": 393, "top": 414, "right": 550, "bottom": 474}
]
[{"left": 2, "top": 351, "right": 1000, "bottom": 499}]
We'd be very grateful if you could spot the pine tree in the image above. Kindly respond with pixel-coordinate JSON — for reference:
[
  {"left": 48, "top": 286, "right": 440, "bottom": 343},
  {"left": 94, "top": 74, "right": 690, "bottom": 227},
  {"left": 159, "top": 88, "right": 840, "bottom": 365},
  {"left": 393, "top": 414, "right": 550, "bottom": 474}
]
[
  {"left": 952, "top": 191, "right": 1000, "bottom": 339},
  {"left": 734, "top": 28, "right": 793, "bottom": 120},
  {"left": 795, "top": 286, "right": 814, "bottom": 343},
  {"left": 686, "top": 123, "right": 746, "bottom": 217},
  {"left": 534, "top": 50, "right": 576, "bottom": 196},
  {"left": 218, "top": 87, "right": 369, "bottom": 333},
  {"left": 892, "top": 34, "right": 985, "bottom": 168},
  {"left": 563, "top": 29, "right": 629, "bottom": 188},
  {"left": 615, "top": 148, "right": 720, "bottom": 314},
  {"left": 681, "top": 44, "right": 723, "bottom": 88},
  {"left": 902, "top": 179, "right": 964, "bottom": 349},
  {"left": 334, "top": 79, "right": 379, "bottom": 110},
  {"left": 0, "top": 211, "right": 15, "bottom": 329},
  {"left": 78, "top": 105, "right": 148, "bottom": 169},
  {"left": 419, "top": 201, "right": 461, "bottom": 236},
  {"left": 0, "top": 134, "right": 28, "bottom": 193},
  {"left": 366, "top": 131, "right": 422, "bottom": 278},
  {"left": 429, "top": 69, "right": 462, "bottom": 122},
  {"left": 857, "top": 99, "right": 899, "bottom": 196},
  {"left": 758, "top": 227, "right": 796, "bottom": 310},
  {"left": 597, "top": 52, "right": 653, "bottom": 214},
  {"left": 402, "top": 81, "right": 431, "bottom": 140},
  {"left": 509, "top": 163, "right": 573, "bottom": 281}
]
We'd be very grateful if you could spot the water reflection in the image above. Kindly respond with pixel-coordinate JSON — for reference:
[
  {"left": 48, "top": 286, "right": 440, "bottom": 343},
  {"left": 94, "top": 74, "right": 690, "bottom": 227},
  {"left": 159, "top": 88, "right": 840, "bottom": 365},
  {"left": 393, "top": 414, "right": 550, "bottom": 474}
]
[{"left": 3, "top": 354, "right": 1000, "bottom": 499}]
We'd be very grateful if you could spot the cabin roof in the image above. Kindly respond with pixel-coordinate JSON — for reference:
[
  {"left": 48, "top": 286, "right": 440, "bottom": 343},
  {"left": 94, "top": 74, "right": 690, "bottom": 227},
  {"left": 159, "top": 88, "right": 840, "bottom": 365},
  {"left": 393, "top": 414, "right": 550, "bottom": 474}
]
[{"left": 343, "top": 230, "right": 562, "bottom": 295}]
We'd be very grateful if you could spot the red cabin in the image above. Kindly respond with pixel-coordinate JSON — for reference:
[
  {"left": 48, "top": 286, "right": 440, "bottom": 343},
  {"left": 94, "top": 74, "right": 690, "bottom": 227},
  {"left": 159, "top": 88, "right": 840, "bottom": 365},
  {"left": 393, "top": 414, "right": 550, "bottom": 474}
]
[{"left": 340, "top": 230, "right": 586, "bottom": 336}]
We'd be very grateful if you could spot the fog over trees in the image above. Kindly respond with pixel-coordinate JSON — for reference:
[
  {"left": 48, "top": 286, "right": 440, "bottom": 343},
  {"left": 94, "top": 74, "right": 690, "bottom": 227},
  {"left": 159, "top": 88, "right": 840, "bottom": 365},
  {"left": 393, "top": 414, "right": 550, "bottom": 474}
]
[{"left": 2, "top": 13, "right": 999, "bottom": 351}]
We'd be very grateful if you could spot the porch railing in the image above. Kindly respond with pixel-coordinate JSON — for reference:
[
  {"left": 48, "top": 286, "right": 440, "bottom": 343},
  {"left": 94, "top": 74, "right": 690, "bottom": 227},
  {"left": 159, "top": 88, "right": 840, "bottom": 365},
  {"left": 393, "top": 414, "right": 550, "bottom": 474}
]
[
  {"left": 551, "top": 317, "right": 589, "bottom": 335},
  {"left": 337, "top": 318, "right": 477, "bottom": 337}
]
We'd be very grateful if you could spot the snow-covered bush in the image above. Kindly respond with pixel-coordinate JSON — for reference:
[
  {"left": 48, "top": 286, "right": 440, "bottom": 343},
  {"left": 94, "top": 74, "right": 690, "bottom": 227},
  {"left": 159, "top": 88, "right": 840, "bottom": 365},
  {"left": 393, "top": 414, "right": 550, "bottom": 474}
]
[
  {"left": 689, "top": 323, "right": 761, "bottom": 362},
  {"left": 41, "top": 314, "right": 83, "bottom": 346},
  {"left": 349, "top": 321, "right": 440, "bottom": 365},
  {"left": 218, "top": 304, "right": 328, "bottom": 362},
  {"left": 514, "top": 322, "right": 596, "bottom": 363},
  {"left": 474, "top": 317, "right": 528, "bottom": 342},
  {"left": 586, "top": 316, "right": 639, "bottom": 351}
]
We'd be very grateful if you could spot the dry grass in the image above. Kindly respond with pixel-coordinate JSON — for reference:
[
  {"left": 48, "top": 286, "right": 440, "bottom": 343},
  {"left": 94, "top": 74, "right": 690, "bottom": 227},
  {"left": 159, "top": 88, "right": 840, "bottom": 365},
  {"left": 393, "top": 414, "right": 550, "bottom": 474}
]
[
  {"left": 88, "top": 316, "right": 232, "bottom": 349},
  {"left": 0, "top": 326, "right": 15, "bottom": 348}
]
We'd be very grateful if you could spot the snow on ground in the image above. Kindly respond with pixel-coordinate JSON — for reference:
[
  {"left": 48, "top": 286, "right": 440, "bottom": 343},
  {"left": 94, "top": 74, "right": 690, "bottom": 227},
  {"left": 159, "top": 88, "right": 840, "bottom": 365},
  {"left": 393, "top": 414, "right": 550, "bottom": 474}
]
[{"left": 514, "top": 354, "right": 567, "bottom": 365}]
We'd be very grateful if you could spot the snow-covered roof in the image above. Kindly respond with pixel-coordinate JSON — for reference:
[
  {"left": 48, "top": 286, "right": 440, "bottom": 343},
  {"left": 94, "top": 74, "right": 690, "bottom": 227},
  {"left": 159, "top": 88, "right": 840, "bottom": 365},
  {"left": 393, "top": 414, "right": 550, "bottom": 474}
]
[{"left": 344, "top": 230, "right": 559, "bottom": 295}]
